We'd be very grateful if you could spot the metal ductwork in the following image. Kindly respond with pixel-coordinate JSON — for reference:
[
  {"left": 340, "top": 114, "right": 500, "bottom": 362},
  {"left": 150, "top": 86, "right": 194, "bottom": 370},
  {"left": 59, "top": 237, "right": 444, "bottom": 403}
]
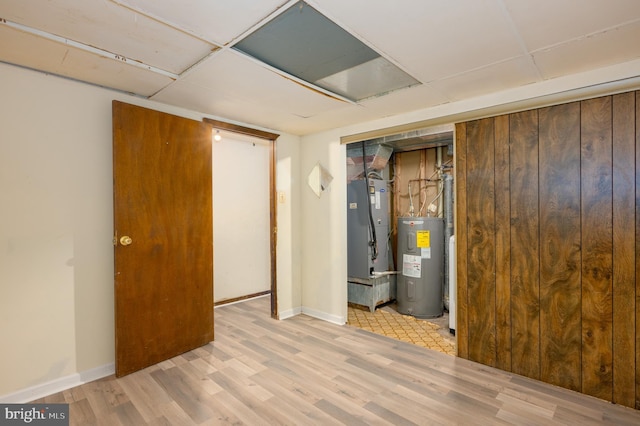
[
  {"left": 346, "top": 125, "right": 454, "bottom": 180},
  {"left": 362, "top": 126, "right": 454, "bottom": 153}
]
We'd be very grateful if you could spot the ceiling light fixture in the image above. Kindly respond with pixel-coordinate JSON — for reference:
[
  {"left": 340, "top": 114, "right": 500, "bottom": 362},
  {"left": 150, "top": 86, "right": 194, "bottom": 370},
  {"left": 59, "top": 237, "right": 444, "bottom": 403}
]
[{"left": 214, "top": 130, "right": 222, "bottom": 141}]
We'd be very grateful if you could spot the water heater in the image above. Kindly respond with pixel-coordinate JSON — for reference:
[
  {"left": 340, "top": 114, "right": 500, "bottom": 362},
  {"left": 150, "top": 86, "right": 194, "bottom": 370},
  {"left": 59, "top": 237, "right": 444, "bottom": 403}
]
[{"left": 396, "top": 217, "right": 444, "bottom": 318}]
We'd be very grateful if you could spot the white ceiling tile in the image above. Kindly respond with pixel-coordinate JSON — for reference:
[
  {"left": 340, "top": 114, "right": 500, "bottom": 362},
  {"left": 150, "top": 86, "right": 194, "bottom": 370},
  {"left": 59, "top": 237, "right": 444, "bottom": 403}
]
[
  {"left": 271, "top": 84, "right": 453, "bottom": 135},
  {"left": 152, "top": 50, "right": 345, "bottom": 132},
  {"left": 504, "top": 0, "right": 640, "bottom": 51},
  {"left": 430, "top": 57, "right": 541, "bottom": 102},
  {"left": 358, "top": 83, "right": 451, "bottom": 117},
  {"left": 282, "top": 84, "right": 451, "bottom": 135},
  {"left": 313, "top": 0, "right": 524, "bottom": 82},
  {"left": 112, "top": 0, "right": 289, "bottom": 45},
  {"left": 0, "top": 0, "right": 216, "bottom": 74},
  {"left": 1, "top": 0, "right": 639, "bottom": 135},
  {"left": 0, "top": 25, "right": 173, "bottom": 97},
  {"left": 152, "top": 80, "right": 325, "bottom": 135},
  {"left": 533, "top": 20, "right": 640, "bottom": 79}
]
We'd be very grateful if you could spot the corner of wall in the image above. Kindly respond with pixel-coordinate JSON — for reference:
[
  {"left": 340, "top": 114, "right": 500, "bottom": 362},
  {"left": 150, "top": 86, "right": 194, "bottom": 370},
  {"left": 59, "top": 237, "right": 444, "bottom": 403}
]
[{"left": 276, "top": 133, "right": 303, "bottom": 315}]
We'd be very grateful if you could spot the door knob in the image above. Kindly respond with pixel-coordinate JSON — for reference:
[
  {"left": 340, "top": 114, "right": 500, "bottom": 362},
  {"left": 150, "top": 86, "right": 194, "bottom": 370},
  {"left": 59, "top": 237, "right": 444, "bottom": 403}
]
[{"left": 120, "top": 236, "right": 133, "bottom": 246}]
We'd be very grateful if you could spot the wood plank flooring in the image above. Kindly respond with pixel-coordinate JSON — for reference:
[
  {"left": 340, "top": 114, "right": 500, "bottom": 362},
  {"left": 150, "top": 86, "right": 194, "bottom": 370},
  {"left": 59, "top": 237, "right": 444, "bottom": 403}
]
[{"left": 34, "top": 296, "right": 640, "bottom": 425}]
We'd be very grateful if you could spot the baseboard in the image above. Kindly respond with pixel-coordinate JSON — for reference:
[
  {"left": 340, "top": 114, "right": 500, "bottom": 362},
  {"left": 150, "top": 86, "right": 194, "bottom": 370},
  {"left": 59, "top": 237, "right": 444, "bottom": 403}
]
[
  {"left": 301, "top": 306, "right": 346, "bottom": 325},
  {"left": 0, "top": 363, "right": 115, "bottom": 403},
  {"left": 278, "top": 306, "right": 302, "bottom": 320},
  {"left": 279, "top": 306, "right": 346, "bottom": 325},
  {"left": 214, "top": 291, "right": 270, "bottom": 307}
]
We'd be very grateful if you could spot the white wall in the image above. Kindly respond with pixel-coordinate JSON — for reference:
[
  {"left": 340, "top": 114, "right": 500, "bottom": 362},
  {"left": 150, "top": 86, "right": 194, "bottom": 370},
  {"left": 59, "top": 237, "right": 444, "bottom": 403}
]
[
  {"left": 0, "top": 65, "right": 115, "bottom": 399},
  {"left": 297, "top": 59, "right": 640, "bottom": 325},
  {"left": 298, "top": 130, "right": 348, "bottom": 324},
  {"left": 275, "top": 134, "right": 302, "bottom": 318},
  {"left": 213, "top": 134, "right": 271, "bottom": 302},
  {"left": 0, "top": 63, "right": 300, "bottom": 401}
]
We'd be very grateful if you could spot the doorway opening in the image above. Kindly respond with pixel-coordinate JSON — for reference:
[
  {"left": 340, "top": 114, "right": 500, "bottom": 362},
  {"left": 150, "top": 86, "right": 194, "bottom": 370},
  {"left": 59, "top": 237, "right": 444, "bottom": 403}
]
[
  {"left": 204, "top": 118, "right": 279, "bottom": 318},
  {"left": 345, "top": 124, "right": 456, "bottom": 355}
]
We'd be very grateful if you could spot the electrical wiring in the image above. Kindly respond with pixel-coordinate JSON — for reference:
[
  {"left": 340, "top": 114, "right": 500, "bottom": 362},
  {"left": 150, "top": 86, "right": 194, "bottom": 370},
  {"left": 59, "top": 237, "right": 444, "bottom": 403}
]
[
  {"left": 405, "top": 158, "right": 451, "bottom": 217},
  {"left": 362, "top": 142, "right": 378, "bottom": 263},
  {"left": 408, "top": 181, "right": 415, "bottom": 216},
  {"left": 421, "top": 185, "right": 444, "bottom": 217},
  {"left": 408, "top": 177, "right": 439, "bottom": 217}
]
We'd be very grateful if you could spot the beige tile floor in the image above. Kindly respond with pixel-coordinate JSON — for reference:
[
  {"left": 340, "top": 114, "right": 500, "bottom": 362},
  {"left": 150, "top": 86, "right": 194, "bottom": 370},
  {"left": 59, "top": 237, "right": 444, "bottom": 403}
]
[{"left": 347, "top": 303, "right": 456, "bottom": 356}]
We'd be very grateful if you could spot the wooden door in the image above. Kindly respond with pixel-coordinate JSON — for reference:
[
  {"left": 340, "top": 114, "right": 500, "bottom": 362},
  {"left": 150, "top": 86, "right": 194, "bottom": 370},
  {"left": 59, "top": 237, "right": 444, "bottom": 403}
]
[{"left": 112, "top": 101, "right": 214, "bottom": 377}]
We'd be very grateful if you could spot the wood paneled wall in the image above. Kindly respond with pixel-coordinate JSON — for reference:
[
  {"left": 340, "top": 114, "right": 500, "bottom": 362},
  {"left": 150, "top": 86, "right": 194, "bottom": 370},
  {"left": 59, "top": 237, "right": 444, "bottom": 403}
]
[{"left": 455, "top": 91, "right": 639, "bottom": 409}]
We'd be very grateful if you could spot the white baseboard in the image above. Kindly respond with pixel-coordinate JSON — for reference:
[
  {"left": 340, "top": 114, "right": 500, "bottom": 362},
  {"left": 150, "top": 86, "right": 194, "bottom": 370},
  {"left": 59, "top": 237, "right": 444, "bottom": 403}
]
[
  {"left": 0, "top": 363, "right": 115, "bottom": 403},
  {"left": 301, "top": 306, "right": 346, "bottom": 325},
  {"left": 278, "top": 306, "right": 302, "bottom": 320},
  {"left": 279, "top": 306, "right": 346, "bottom": 325}
]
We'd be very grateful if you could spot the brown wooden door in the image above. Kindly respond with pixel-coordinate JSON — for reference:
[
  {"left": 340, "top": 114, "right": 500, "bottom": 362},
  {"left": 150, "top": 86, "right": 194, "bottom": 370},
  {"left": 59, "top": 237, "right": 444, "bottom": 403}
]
[{"left": 112, "top": 100, "right": 214, "bottom": 377}]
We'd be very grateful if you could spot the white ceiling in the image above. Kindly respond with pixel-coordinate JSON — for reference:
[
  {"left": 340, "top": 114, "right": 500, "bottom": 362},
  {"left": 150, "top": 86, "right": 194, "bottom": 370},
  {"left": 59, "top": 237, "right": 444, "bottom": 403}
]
[{"left": 1, "top": 0, "right": 640, "bottom": 135}]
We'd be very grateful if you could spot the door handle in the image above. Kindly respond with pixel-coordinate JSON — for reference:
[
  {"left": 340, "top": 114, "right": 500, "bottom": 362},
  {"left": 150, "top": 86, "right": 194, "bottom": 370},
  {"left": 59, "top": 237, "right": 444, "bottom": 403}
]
[{"left": 120, "top": 236, "right": 133, "bottom": 246}]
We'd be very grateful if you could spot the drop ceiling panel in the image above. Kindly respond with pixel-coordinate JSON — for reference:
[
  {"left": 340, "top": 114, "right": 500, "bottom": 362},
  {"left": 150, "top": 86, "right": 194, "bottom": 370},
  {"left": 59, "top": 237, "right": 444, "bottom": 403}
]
[
  {"left": 1, "top": 0, "right": 639, "bottom": 136},
  {"left": 154, "top": 80, "right": 332, "bottom": 136},
  {"left": 112, "top": 0, "right": 289, "bottom": 45},
  {"left": 533, "top": 20, "right": 640, "bottom": 79},
  {"left": 359, "top": 83, "right": 451, "bottom": 113},
  {"left": 504, "top": 0, "right": 640, "bottom": 51},
  {"left": 336, "top": 83, "right": 452, "bottom": 127},
  {"left": 0, "top": 0, "right": 216, "bottom": 74},
  {"left": 268, "top": 84, "right": 453, "bottom": 135},
  {"left": 0, "top": 25, "right": 173, "bottom": 96},
  {"left": 430, "top": 57, "right": 541, "bottom": 102},
  {"left": 313, "top": 0, "right": 525, "bottom": 82},
  {"left": 152, "top": 50, "right": 345, "bottom": 133}
]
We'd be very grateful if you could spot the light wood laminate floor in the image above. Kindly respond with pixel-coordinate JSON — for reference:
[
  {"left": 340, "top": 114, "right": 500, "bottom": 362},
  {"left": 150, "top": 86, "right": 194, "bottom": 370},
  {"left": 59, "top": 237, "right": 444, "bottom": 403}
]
[{"left": 34, "top": 296, "right": 640, "bottom": 425}]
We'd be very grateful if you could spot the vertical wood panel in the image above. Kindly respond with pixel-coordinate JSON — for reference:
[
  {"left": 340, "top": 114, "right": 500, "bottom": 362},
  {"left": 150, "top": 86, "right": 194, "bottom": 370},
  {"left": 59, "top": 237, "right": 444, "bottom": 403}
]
[
  {"left": 494, "top": 114, "right": 512, "bottom": 372},
  {"left": 457, "top": 90, "right": 640, "bottom": 409},
  {"left": 581, "top": 96, "right": 613, "bottom": 401},
  {"left": 509, "top": 109, "right": 540, "bottom": 379},
  {"left": 465, "top": 118, "right": 496, "bottom": 366},
  {"left": 635, "top": 91, "right": 640, "bottom": 410},
  {"left": 455, "top": 123, "right": 469, "bottom": 359},
  {"left": 538, "top": 102, "right": 582, "bottom": 391},
  {"left": 612, "top": 92, "right": 636, "bottom": 407}
]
